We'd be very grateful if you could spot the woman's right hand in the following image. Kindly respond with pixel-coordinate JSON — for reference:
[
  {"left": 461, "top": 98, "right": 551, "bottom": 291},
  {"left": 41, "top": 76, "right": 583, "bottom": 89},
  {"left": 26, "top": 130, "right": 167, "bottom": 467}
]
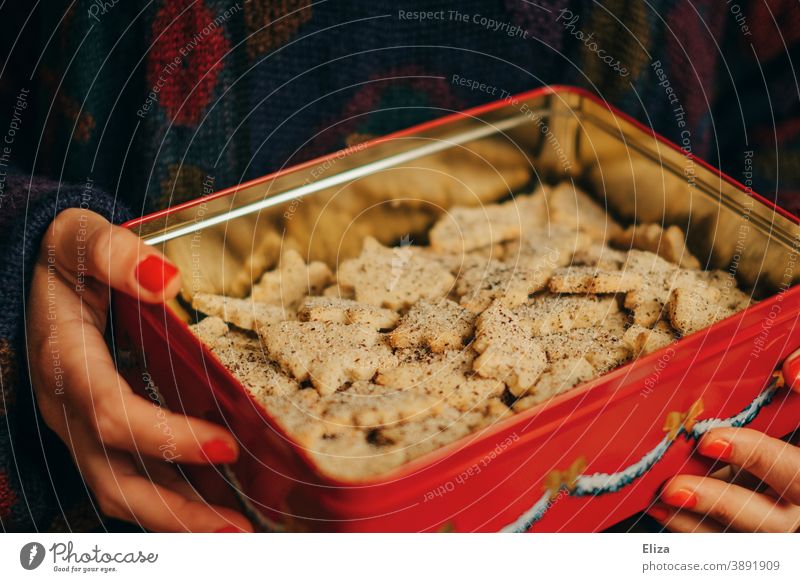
[{"left": 26, "top": 208, "right": 253, "bottom": 532}]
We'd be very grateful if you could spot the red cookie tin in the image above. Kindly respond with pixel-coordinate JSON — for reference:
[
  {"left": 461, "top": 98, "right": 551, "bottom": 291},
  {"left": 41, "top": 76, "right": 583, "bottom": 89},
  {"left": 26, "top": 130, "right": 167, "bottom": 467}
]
[{"left": 114, "top": 86, "right": 800, "bottom": 532}]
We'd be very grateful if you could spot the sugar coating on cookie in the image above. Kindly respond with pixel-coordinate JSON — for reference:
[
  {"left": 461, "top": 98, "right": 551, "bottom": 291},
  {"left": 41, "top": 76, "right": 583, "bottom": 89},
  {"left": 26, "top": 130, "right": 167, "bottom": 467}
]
[
  {"left": 512, "top": 357, "right": 597, "bottom": 404},
  {"left": 414, "top": 244, "right": 506, "bottom": 276},
  {"left": 622, "top": 250, "right": 696, "bottom": 326},
  {"left": 456, "top": 259, "right": 553, "bottom": 312},
  {"left": 548, "top": 266, "right": 642, "bottom": 294},
  {"left": 622, "top": 323, "right": 676, "bottom": 356},
  {"left": 306, "top": 428, "right": 409, "bottom": 480},
  {"left": 189, "top": 315, "right": 230, "bottom": 345},
  {"left": 538, "top": 327, "right": 630, "bottom": 374},
  {"left": 472, "top": 302, "right": 547, "bottom": 392},
  {"left": 318, "top": 381, "right": 441, "bottom": 428},
  {"left": 390, "top": 299, "right": 475, "bottom": 352},
  {"left": 251, "top": 248, "right": 333, "bottom": 308},
  {"left": 514, "top": 294, "right": 619, "bottom": 336},
  {"left": 259, "top": 320, "right": 391, "bottom": 395},
  {"left": 192, "top": 293, "right": 289, "bottom": 331},
  {"left": 667, "top": 287, "right": 731, "bottom": 336},
  {"left": 188, "top": 322, "right": 300, "bottom": 401},
  {"left": 375, "top": 348, "right": 475, "bottom": 394},
  {"left": 502, "top": 224, "right": 590, "bottom": 267},
  {"left": 429, "top": 202, "right": 524, "bottom": 253},
  {"left": 298, "top": 296, "right": 399, "bottom": 330},
  {"left": 337, "top": 237, "right": 455, "bottom": 309}
]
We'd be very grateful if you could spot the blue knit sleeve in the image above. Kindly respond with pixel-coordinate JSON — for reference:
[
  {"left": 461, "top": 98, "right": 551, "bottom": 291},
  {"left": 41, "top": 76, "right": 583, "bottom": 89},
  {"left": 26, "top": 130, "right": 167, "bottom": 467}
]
[{"left": 0, "top": 169, "right": 131, "bottom": 532}]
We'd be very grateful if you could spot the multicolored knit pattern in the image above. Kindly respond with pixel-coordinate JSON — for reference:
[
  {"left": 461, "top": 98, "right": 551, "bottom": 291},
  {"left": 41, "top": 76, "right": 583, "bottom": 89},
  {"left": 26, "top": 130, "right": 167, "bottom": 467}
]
[{"left": 0, "top": 0, "right": 798, "bottom": 531}]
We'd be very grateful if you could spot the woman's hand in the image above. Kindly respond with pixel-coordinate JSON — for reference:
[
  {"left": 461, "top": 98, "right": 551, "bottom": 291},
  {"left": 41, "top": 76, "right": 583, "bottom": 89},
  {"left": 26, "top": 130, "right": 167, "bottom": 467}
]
[
  {"left": 647, "top": 370, "right": 800, "bottom": 532},
  {"left": 26, "top": 208, "right": 252, "bottom": 532}
]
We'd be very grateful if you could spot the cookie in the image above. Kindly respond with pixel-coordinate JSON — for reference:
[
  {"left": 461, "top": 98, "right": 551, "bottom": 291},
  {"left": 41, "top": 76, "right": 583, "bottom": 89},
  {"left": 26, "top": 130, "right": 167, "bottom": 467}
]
[
  {"left": 441, "top": 377, "right": 506, "bottom": 411},
  {"left": 428, "top": 200, "right": 524, "bottom": 253},
  {"left": 694, "top": 270, "right": 752, "bottom": 311},
  {"left": 503, "top": 224, "right": 592, "bottom": 268},
  {"left": 322, "top": 283, "right": 355, "bottom": 299},
  {"left": 538, "top": 327, "right": 630, "bottom": 374},
  {"left": 318, "top": 381, "right": 441, "bottom": 428},
  {"left": 378, "top": 348, "right": 504, "bottom": 411},
  {"left": 599, "top": 309, "right": 631, "bottom": 334},
  {"left": 545, "top": 182, "right": 623, "bottom": 242},
  {"left": 613, "top": 223, "right": 701, "bottom": 269},
  {"left": 193, "top": 325, "right": 301, "bottom": 401},
  {"left": 189, "top": 315, "right": 230, "bottom": 346},
  {"left": 548, "top": 266, "right": 641, "bottom": 294},
  {"left": 456, "top": 258, "right": 552, "bottom": 313},
  {"left": 376, "top": 348, "right": 475, "bottom": 394},
  {"left": 377, "top": 399, "right": 510, "bottom": 461},
  {"left": 192, "top": 292, "right": 289, "bottom": 331},
  {"left": 512, "top": 357, "right": 597, "bottom": 404},
  {"left": 307, "top": 428, "right": 409, "bottom": 480},
  {"left": 570, "top": 243, "right": 628, "bottom": 270},
  {"left": 250, "top": 249, "right": 333, "bottom": 308},
  {"left": 667, "top": 287, "right": 731, "bottom": 337},
  {"left": 298, "top": 296, "right": 399, "bottom": 330},
  {"left": 390, "top": 299, "right": 475, "bottom": 352},
  {"left": 229, "top": 228, "right": 284, "bottom": 296},
  {"left": 337, "top": 237, "right": 455, "bottom": 309},
  {"left": 622, "top": 323, "right": 676, "bottom": 356},
  {"left": 514, "top": 294, "right": 620, "bottom": 336},
  {"left": 259, "top": 320, "right": 391, "bottom": 395},
  {"left": 622, "top": 250, "right": 695, "bottom": 326},
  {"left": 472, "top": 302, "right": 547, "bottom": 392},
  {"left": 414, "top": 244, "right": 506, "bottom": 276},
  {"left": 258, "top": 390, "right": 327, "bottom": 446}
]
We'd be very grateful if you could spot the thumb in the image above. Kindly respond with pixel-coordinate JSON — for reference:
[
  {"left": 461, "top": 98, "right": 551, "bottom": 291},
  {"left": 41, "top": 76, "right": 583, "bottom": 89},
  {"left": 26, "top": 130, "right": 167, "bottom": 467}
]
[{"left": 44, "top": 207, "right": 181, "bottom": 303}]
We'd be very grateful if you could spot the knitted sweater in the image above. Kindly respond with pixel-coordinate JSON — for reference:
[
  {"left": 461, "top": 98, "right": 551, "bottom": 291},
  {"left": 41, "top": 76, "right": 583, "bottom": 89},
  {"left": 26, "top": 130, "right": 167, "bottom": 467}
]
[{"left": 1, "top": 0, "right": 798, "bottom": 531}]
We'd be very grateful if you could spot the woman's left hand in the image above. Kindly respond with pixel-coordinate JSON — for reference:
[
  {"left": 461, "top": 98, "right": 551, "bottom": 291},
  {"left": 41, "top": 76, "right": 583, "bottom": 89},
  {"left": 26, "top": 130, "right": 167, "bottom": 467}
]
[{"left": 647, "top": 426, "right": 800, "bottom": 532}]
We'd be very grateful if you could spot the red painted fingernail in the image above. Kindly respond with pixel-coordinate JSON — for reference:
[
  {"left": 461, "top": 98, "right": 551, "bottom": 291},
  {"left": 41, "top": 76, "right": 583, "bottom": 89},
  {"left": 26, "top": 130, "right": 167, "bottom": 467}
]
[
  {"left": 214, "top": 525, "right": 243, "bottom": 533},
  {"left": 699, "top": 438, "right": 734, "bottom": 462},
  {"left": 646, "top": 505, "right": 671, "bottom": 522},
  {"left": 661, "top": 488, "right": 697, "bottom": 509},
  {"left": 201, "top": 439, "right": 237, "bottom": 464},
  {"left": 135, "top": 255, "right": 178, "bottom": 293},
  {"left": 781, "top": 353, "right": 800, "bottom": 390}
]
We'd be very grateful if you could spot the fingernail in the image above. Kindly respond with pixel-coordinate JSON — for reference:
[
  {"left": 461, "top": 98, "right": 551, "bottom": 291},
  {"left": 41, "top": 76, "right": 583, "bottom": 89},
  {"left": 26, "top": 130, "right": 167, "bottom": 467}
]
[
  {"left": 135, "top": 255, "right": 178, "bottom": 293},
  {"left": 661, "top": 488, "right": 697, "bottom": 509},
  {"left": 646, "top": 504, "right": 672, "bottom": 522},
  {"left": 215, "top": 525, "right": 244, "bottom": 533},
  {"left": 201, "top": 439, "right": 237, "bottom": 464},
  {"left": 781, "top": 353, "right": 800, "bottom": 390},
  {"left": 698, "top": 438, "right": 734, "bottom": 461}
]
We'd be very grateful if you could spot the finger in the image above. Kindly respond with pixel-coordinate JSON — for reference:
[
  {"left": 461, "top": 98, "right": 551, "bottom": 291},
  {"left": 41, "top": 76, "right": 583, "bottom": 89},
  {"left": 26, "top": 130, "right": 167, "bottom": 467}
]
[
  {"left": 61, "top": 320, "right": 239, "bottom": 465},
  {"left": 136, "top": 456, "right": 206, "bottom": 503},
  {"left": 697, "top": 427, "right": 800, "bottom": 504},
  {"left": 44, "top": 207, "right": 181, "bottom": 302},
  {"left": 781, "top": 348, "right": 800, "bottom": 393},
  {"left": 96, "top": 454, "right": 251, "bottom": 532},
  {"left": 646, "top": 503, "right": 726, "bottom": 532},
  {"left": 659, "top": 475, "right": 800, "bottom": 532},
  {"left": 68, "top": 421, "right": 251, "bottom": 533}
]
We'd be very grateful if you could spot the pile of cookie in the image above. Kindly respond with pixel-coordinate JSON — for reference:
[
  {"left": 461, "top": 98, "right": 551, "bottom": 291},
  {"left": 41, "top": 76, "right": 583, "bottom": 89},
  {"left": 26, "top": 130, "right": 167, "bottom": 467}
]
[{"left": 189, "top": 181, "right": 752, "bottom": 479}]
